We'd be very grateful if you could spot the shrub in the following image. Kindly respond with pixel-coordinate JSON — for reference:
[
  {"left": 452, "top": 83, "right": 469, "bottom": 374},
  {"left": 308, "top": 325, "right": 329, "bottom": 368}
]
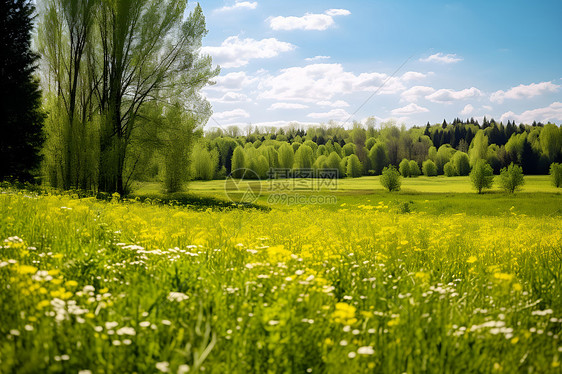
[
  {"left": 550, "top": 163, "right": 562, "bottom": 188},
  {"left": 499, "top": 163, "right": 525, "bottom": 193},
  {"left": 409, "top": 160, "right": 421, "bottom": 177},
  {"left": 470, "top": 159, "right": 494, "bottom": 194},
  {"left": 422, "top": 160, "right": 437, "bottom": 176},
  {"left": 443, "top": 161, "right": 457, "bottom": 177},
  {"left": 380, "top": 165, "right": 401, "bottom": 192},
  {"left": 399, "top": 159, "right": 410, "bottom": 177}
]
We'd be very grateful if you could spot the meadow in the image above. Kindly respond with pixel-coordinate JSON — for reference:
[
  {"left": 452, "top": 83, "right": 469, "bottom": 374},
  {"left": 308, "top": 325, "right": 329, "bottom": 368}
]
[{"left": 1, "top": 177, "right": 561, "bottom": 373}]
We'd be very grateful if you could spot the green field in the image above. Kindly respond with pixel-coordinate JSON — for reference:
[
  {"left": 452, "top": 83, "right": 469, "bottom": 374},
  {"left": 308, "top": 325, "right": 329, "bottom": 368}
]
[
  {"left": 1, "top": 179, "right": 561, "bottom": 373},
  {"left": 133, "top": 175, "right": 562, "bottom": 216}
]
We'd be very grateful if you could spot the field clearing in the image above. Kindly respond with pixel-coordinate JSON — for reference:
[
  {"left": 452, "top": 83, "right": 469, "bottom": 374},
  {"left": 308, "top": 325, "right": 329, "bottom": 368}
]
[
  {"left": 1, "top": 185, "right": 561, "bottom": 373},
  {"left": 134, "top": 176, "right": 562, "bottom": 216}
]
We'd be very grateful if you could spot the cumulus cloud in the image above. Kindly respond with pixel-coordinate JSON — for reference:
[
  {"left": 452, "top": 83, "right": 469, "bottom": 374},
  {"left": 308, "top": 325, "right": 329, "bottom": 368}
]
[
  {"left": 259, "top": 64, "right": 417, "bottom": 102},
  {"left": 208, "top": 92, "right": 251, "bottom": 103},
  {"left": 201, "top": 36, "right": 294, "bottom": 68},
  {"left": 400, "top": 86, "right": 435, "bottom": 102},
  {"left": 460, "top": 104, "right": 474, "bottom": 116},
  {"left": 268, "top": 102, "right": 309, "bottom": 110},
  {"left": 307, "top": 109, "right": 351, "bottom": 120},
  {"left": 213, "top": 109, "right": 251, "bottom": 121},
  {"left": 426, "top": 87, "right": 482, "bottom": 103},
  {"left": 420, "top": 53, "right": 463, "bottom": 64},
  {"left": 269, "top": 9, "right": 350, "bottom": 31},
  {"left": 401, "top": 71, "right": 428, "bottom": 81},
  {"left": 490, "top": 81, "right": 560, "bottom": 103},
  {"left": 317, "top": 100, "right": 350, "bottom": 107},
  {"left": 207, "top": 71, "right": 258, "bottom": 91},
  {"left": 216, "top": 1, "right": 258, "bottom": 12},
  {"left": 499, "top": 102, "right": 562, "bottom": 124},
  {"left": 391, "top": 103, "right": 429, "bottom": 116},
  {"left": 305, "top": 55, "right": 331, "bottom": 62}
]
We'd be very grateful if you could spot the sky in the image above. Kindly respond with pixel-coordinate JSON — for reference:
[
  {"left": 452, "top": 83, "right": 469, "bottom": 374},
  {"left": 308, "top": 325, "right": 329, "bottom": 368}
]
[{"left": 193, "top": 0, "right": 562, "bottom": 130}]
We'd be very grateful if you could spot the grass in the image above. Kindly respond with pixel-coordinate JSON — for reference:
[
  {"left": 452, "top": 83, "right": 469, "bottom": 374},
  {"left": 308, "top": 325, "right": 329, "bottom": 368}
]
[
  {"left": 1, "top": 179, "right": 561, "bottom": 373},
  {"left": 134, "top": 176, "right": 562, "bottom": 216}
]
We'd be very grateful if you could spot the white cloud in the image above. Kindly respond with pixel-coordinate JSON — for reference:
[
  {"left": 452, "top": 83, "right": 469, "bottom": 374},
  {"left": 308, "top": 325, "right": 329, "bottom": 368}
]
[
  {"left": 420, "top": 53, "right": 463, "bottom": 64},
  {"left": 305, "top": 55, "right": 331, "bottom": 62},
  {"left": 259, "top": 64, "right": 417, "bottom": 102},
  {"left": 317, "top": 100, "right": 350, "bottom": 107},
  {"left": 307, "top": 109, "right": 351, "bottom": 120},
  {"left": 207, "top": 71, "right": 258, "bottom": 91},
  {"left": 268, "top": 102, "right": 309, "bottom": 110},
  {"left": 201, "top": 36, "right": 294, "bottom": 68},
  {"left": 401, "top": 71, "right": 428, "bottom": 81},
  {"left": 216, "top": 1, "right": 258, "bottom": 12},
  {"left": 325, "top": 9, "right": 351, "bottom": 16},
  {"left": 213, "top": 109, "right": 250, "bottom": 120},
  {"left": 209, "top": 92, "right": 251, "bottom": 103},
  {"left": 460, "top": 104, "right": 474, "bottom": 116},
  {"left": 426, "top": 87, "right": 482, "bottom": 103},
  {"left": 400, "top": 86, "right": 435, "bottom": 102},
  {"left": 391, "top": 103, "right": 429, "bottom": 116},
  {"left": 500, "top": 102, "right": 562, "bottom": 124},
  {"left": 269, "top": 9, "right": 351, "bottom": 31},
  {"left": 490, "top": 81, "right": 560, "bottom": 103}
]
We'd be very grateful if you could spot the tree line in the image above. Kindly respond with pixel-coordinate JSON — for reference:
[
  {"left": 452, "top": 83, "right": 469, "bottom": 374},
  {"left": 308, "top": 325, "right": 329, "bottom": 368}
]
[{"left": 182, "top": 119, "right": 562, "bottom": 182}]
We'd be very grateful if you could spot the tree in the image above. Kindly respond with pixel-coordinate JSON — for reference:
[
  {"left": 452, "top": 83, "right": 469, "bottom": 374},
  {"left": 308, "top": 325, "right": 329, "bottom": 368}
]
[
  {"left": 293, "top": 144, "right": 314, "bottom": 170},
  {"left": 346, "top": 154, "right": 363, "bottom": 178},
  {"left": 326, "top": 152, "right": 344, "bottom": 177},
  {"left": 539, "top": 124, "right": 561, "bottom": 162},
  {"left": 277, "top": 143, "right": 294, "bottom": 170},
  {"left": 469, "top": 130, "right": 489, "bottom": 166},
  {"left": 443, "top": 162, "right": 457, "bottom": 177},
  {"left": 39, "top": 0, "right": 218, "bottom": 194},
  {"left": 499, "top": 163, "right": 525, "bottom": 193},
  {"left": 0, "top": 0, "right": 45, "bottom": 182},
  {"left": 470, "top": 159, "right": 494, "bottom": 194},
  {"left": 398, "top": 159, "right": 410, "bottom": 177},
  {"left": 409, "top": 160, "right": 421, "bottom": 177},
  {"left": 549, "top": 162, "right": 562, "bottom": 188},
  {"left": 422, "top": 160, "right": 437, "bottom": 176},
  {"left": 380, "top": 166, "right": 401, "bottom": 192},
  {"left": 191, "top": 142, "right": 216, "bottom": 181},
  {"left": 452, "top": 152, "right": 471, "bottom": 176},
  {"left": 231, "top": 146, "right": 246, "bottom": 178},
  {"left": 368, "top": 143, "right": 389, "bottom": 175}
]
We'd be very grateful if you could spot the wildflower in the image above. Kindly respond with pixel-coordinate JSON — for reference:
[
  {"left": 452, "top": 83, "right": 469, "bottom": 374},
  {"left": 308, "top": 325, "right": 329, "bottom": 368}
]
[
  {"left": 156, "top": 361, "right": 170, "bottom": 372},
  {"left": 467, "top": 256, "right": 478, "bottom": 264},
  {"left": 357, "top": 346, "right": 375, "bottom": 355},
  {"left": 167, "top": 292, "right": 189, "bottom": 302},
  {"left": 332, "top": 303, "right": 357, "bottom": 325}
]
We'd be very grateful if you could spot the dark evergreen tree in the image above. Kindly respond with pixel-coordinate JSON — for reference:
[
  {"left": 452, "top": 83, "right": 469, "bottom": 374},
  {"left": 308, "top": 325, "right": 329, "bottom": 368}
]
[{"left": 0, "top": 0, "right": 45, "bottom": 182}]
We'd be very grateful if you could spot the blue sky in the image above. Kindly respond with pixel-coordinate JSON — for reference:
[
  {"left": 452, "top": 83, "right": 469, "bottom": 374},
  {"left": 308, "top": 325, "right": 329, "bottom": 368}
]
[{"left": 194, "top": 0, "right": 562, "bottom": 129}]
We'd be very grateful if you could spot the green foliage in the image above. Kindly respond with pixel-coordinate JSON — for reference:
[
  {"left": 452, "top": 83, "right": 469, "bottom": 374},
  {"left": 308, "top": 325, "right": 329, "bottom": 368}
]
[
  {"left": 470, "top": 159, "right": 494, "bottom": 194},
  {"left": 346, "top": 154, "right": 363, "bottom": 178},
  {"left": 499, "top": 163, "right": 525, "bottom": 193},
  {"left": 443, "top": 162, "right": 457, "bottom": 177},
  {"left": 368, "top": 143, "right": 389, "bottom": 175},
  {"left": 469, "top": 130, "right": 489, "bottom": 166},
  {"left": 549, "top": 162, "right": 562, "bottom": 188},
  {"left": 342, "top": 143, "right": 356, "bottom": 157},
  {"left": 380, "top": 165, "right": 401, "bottom": 191},
  {"left": 409, "top": 160, "right": 421, "bottom": 177},
  {"left": 539, "top": 124, "right": 561, "bottom": 161},
  {"left": 452, "top": 152, "right": 471, "bottom": 176},
  {"left": 0, "top": 0, "right": 45, "bottom": 182},
  {"left": 398, "top": 159, "right": 410, "bottom": 177},
  {"left": 231, "top": 147, "right": 246, "bottom": 178},
  {"left": 191, "top": 142, "right": 217, "bottom": 181},
  {"left": 422, "top": 160, "right": 438, "bottom": 177},
  {"left": 293, "top": 145, "right": 314, "bottom": 170},
  {"left": 326, "top": 152, "right": 344, "bottom": 177},
  {"left": 277, "top": 143, "right": 294, "bottom": 170}
]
